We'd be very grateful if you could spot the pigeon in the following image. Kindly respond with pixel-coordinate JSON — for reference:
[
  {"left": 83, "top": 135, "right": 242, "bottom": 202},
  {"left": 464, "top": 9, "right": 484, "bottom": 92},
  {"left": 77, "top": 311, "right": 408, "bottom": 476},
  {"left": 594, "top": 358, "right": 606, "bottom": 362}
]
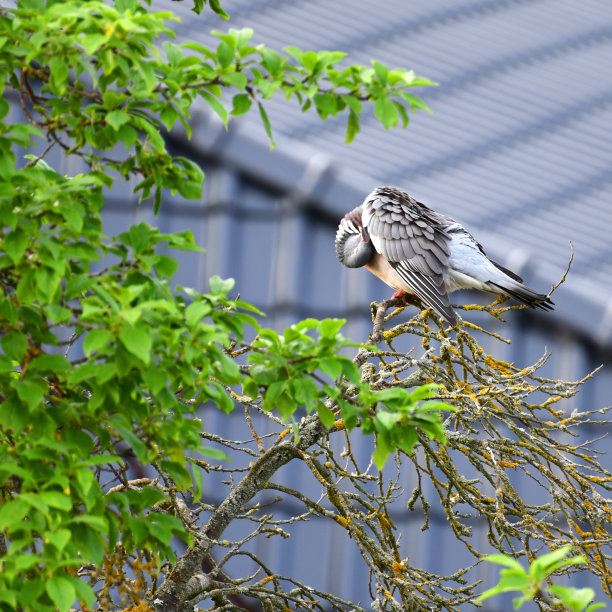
[{"left": 335, "top": 186, "right": 554, "bottom": 326}]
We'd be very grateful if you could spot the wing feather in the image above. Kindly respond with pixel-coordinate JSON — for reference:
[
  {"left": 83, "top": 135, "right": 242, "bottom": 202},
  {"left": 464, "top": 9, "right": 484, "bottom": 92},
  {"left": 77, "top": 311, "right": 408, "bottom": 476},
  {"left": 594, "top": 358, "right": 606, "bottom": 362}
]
[
  {"left": 362, "top": 186, "right": 457, "bottom": 325},
  {"left": 393, "top": 262, "right": 457, "bottom": 325}
]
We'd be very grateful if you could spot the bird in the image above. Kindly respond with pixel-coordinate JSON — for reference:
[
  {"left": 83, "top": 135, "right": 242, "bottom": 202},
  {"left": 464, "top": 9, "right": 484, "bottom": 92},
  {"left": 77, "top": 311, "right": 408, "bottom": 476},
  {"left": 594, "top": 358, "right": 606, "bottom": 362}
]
[{"left": 335, "top": 186, "right": 554, "bottom": 326}]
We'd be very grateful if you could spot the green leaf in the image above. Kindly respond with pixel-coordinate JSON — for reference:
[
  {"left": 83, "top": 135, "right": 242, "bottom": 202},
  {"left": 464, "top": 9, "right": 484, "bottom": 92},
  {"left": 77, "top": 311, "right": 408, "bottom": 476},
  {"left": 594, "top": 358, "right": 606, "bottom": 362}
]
[
  {"left": 49, "top": 56, "right": 69, "bottom": 94},
  {"left": 529, "top": 545, "right": 573, "bottom": 582},
  {"left": 4, "top": 227, "right": 28, "bottom": 263},
  {"left": 75, "top": 467, "right": 96, "bottom": 498},
  {"left": 29, "top": 354, "right": 71, "bottom": 374},
  {"left": 209, "top": 275, "right": 235, "bottom": 295},
  {"left": 372, "top": 60, "right": 388, "bottom": 84},
  {"left": 201, "top": 90, "right": 229, "bottom": 126},
  {"left": 209, "top": 382, "right": 235, "bottom": 414},
  {"left": 400, "top": 92, "right": 432, "bottom": 113},
  {"left": 0, "top": 395, "right": 29, "bottom": 434},
  {"left": 372, "top": 434, "right": 393, "bottom": 470},
  {"left": 475, "top": 570, "right": 531, "bottom": 602},
  {"left": 0, "top": 295, "right": 17, "bottom": 323},
  {"left": 257, "top": 102, "right": 275, "bottom": 147},
  {"left": 258, "top": 78, "right": 281, "bottom": 99},
  {"left": 284, "top": 45, "right": 303, "bottom": 64},
  {"left": 40, "top": 491, "right": 72, "bottom": 511},
  {"left": 231, "top": 93, "right": 252, "bottom": 115},
  {"left": 261, "top": 48, "right": 281, "bottom": 74},
  {"left": 84, "top": 328, "right": 113, "bottom": 356},
  {"left": 315, "top": 402, "right": 335, "bottom": 428},
  {"left": 376, "top": 410, "right": 401, "bottom": 430},
  {"left": 118, "top": 325, "right": 152, "bottom": 364},
  {"left": 113, "top": 423, "right": 149, "bottom": 461},
  {"left": 338, "top": 357, "right": 361, "bottom": 384},
  {"left": 153, "top": 255, "right": 179, "bottom": 281},
  {"left": 118, "top": 124, "right": 138, "bottom": 147},
  {"left": 1, "top": 331, "right": 28, "bottom": 361},
  {"left": 0, "top": 498, "right": 29, "bottom": 530},
  {"left": 394, "top": 425, "right": 418, "bottom": 454},
  {"left": 242, "top": 376, "right": 258, "bottom": 400},
  {"left": 375, "top": 96, "right": 398, "bottom": 129},
  {"left": 185, "top": 300, "right": 211, "bottom": 326},
  {"left": 35, "top": 266, "right": 61, "bottom": 302},
  {"left": 160, "top": 104, "right": 179, "bottom": 132},
  {"left": 160, "top": 459, "right": 192, "bottom": 490},
  {"left": 82, "top": 33, "right": 109, "bottom": 55},
  {"left": 106, "top": 109, "right": 130, "bottom": 131},
  {"left": 371, "top": 387, "right": 410, "bottom": 405},
  {"left": 46, "top": 576, "right": 76, "bottom": 612},
  {"left": 291, "top": 376, "right": 319, "bottom": 411},
  {"left": 319, "top": 357, "right": 342, "bottom": 380},
  {"left": 319, "top": 318, "right": 345, "bottom": 339},
  {"left": 249, "top": 365, "right": 281, "bottom": 386},
  {"left": 191, "top": 459, "right": 204, "bottom": 500},
  {"left": 481, "top": 554, "right": 525, "bottom": 572},
  {"left": 70, "top": 577, "right": 95, "bottom": 610},
  {"left": 345, "top": 109, "right": 360, "bottom": 144},
  {"left": 548, "top": 585, "right": 600, "bottom": 612},
  {"left": 70, "top": 514, "right": 108, "bottom": 533},
  {"left": 408, "top": 383, "right": 440, "bottom": 401},
  {"left": 0, "top": 590, "right": 16, "bottom": 608},
  {"left": 222, "top": 71, "right": 247, "bottom": 90},
  {"left": 176, "top": 177, "right": 202, "bottom": 200},
  {"left": 396, "top": 101, "right": 410, "bottom": 128},
  {"left": 66, "top": 274, "right": 95, "bottom": 299},
  {"left": 44, "top": 528, "right": 71, "bottom": 552},
  {"left": 16, "top": 378, "right": 45, "bottom": 411},
  {"left": 209, "top": 0, "right": 230, "bottom": 19},
  {"left": 217, "top": 40, "right": 234, "bottom": 68},
  {"left": 45, "top": 303, "right": 72, "bottom": 323}
]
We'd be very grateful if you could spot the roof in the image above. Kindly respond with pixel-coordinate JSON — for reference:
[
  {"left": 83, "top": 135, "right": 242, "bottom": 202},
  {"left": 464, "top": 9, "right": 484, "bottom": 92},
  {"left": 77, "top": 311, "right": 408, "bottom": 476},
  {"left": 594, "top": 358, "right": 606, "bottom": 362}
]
[
  {"left": 132, "top": 3, "right": 612, "bottom": 607},
  {"left": 155, "top": 0, "right": 612, "bottom": 346}
]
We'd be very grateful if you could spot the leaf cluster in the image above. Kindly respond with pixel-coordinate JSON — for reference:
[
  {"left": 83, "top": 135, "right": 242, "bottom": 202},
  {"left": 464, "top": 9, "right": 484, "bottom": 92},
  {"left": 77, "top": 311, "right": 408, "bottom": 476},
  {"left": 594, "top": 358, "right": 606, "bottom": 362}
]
[
  {"left": 241, "top": 319, "right": 452, "bottom": 468},
  {"left": 477, "top": 547, "right": 605, "bottom": 611},
  {"left": 2, "top": 0, "right": 433, "bottom": 215},
  {"left": 0, "top": 1, "right": 438, "bottom": 608},
  {"left": 0, "top": 161, "right": 261, "bottom": 609}
]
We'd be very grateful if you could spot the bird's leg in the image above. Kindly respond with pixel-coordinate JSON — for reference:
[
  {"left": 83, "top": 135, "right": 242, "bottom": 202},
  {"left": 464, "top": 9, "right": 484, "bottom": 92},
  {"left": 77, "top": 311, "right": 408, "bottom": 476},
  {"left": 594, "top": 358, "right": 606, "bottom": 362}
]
[{"left": 390, "top": 290, "right": 421, "bottom": 308}]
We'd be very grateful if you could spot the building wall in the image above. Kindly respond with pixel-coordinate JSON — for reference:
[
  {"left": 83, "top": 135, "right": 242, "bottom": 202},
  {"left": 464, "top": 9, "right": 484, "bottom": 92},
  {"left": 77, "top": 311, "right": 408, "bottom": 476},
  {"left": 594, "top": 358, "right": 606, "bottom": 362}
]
[{"left": 116, "top": 147, "right": 612, "bottom": 609}]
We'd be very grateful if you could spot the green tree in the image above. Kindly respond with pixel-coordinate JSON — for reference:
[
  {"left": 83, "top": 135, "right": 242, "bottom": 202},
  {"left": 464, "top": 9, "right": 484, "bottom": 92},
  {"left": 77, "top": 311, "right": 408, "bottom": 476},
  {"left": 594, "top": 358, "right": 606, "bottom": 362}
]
[{"left": 0, "top": 1, "right": 610, "bottom": 611}]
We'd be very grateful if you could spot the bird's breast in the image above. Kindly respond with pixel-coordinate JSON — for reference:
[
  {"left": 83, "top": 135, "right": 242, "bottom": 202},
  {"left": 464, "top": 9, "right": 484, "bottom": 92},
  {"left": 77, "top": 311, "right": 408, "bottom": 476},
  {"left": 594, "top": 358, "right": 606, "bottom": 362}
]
[{"left": 364, "top": 253, "right": 416, "bottom": 295}]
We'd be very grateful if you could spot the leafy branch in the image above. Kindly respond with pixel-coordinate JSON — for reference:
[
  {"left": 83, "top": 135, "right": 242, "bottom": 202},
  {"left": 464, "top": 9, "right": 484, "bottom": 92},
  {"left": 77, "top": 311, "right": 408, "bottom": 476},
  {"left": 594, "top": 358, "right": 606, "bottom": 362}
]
[
  {"left": 1, "top": 1, "right": 433, "bottom": 212},
  {"left": 478, "top": 546, "right": 606, "bottom": 611}
]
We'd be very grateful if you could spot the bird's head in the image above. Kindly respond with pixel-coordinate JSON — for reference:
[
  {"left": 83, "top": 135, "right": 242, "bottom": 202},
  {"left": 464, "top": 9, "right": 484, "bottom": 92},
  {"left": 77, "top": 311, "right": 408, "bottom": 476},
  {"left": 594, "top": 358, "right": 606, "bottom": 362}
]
[{"left": 335, "top": 206, "right": 375, "bottom": 268}]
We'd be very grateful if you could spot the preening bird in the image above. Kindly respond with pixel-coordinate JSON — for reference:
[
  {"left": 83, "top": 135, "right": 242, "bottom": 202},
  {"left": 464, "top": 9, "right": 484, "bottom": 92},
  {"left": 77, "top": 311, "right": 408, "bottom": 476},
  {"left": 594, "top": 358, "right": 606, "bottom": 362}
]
[{"left": 335, "top": 186, "right": 554, "bottom": 326}]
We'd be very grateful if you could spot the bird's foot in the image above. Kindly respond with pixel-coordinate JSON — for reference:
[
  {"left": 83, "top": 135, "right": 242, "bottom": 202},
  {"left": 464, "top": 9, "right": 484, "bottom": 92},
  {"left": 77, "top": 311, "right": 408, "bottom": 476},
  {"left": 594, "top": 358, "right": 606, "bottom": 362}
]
[{"left": 390, "top": 290, "right": 420, "bottom": 308}]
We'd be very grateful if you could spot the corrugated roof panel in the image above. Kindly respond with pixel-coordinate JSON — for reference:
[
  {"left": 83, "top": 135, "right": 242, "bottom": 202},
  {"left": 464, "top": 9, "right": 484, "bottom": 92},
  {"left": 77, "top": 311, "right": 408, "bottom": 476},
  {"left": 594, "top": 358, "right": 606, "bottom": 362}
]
[{"left": 288, "top": 40, "right": 612, "bottom": 179}]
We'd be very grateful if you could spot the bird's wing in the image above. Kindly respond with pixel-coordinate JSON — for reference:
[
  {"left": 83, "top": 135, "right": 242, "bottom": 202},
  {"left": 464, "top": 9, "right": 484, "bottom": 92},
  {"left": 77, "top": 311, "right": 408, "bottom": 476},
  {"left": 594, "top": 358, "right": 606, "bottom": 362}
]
[{"left": 362, "top": 187, "right": 456, "bottom": 324}]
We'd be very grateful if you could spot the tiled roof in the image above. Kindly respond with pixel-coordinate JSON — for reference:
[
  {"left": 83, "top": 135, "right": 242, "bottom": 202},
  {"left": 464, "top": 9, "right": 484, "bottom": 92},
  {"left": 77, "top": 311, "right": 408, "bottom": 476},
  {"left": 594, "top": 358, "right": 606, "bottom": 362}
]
[
  {"left": 157, "top": 0, "right": 612, "bottom": 344},
  {"left": 132, "top": 3, "right": 612, "bottom": 607}
]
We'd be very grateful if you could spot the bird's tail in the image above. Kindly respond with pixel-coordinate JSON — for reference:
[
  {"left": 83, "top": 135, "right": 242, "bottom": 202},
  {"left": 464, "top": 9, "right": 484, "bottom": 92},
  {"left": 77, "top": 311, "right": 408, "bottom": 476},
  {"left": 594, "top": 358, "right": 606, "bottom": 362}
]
[{"left": 487, "top": 281, "right": 554, "bottom": 311}]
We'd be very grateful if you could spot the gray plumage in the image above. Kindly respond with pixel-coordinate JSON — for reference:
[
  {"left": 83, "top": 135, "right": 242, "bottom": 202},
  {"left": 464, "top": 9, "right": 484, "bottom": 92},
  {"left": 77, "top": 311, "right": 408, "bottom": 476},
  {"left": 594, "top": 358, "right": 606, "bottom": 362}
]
[{"left": 335, "top": 186, "right": 554, "bottom": 326}]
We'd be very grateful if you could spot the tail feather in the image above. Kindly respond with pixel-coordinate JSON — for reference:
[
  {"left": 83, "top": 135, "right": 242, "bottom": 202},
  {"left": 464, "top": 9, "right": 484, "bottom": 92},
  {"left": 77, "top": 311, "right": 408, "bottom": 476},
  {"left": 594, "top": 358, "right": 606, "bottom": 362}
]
[{"left": 488, "top": 281, "right": 554, "bottom": 311}]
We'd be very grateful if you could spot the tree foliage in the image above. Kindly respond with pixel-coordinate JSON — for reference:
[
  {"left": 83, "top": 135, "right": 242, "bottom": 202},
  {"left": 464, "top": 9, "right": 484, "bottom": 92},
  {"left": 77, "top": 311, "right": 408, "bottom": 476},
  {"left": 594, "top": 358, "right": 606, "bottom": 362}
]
[
  {"left": 479, "top": 547, "right": 605, "bottom": 611},
  {"left": 0, "top": 1, "right": 610, "bottom": 611},
  {"left": 0, "top": 0, "right": 443, "bottom": 610}
]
